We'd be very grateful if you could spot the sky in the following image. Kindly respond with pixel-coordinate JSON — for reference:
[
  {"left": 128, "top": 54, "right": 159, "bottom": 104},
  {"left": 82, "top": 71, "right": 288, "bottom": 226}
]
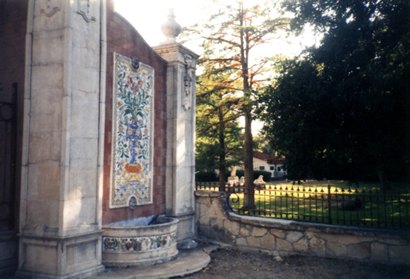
[
  {"left": 113, "top": 0, "right": 318, "bottom": 53},
  {"left": 113, "top": 0, "right": 319, "bottom": 135}
]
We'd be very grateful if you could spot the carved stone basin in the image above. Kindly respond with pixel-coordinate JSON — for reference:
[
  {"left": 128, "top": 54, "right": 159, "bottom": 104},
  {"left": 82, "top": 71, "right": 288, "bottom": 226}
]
[{"left": 102, "top": 216, "right": 178, "bottom": 267}]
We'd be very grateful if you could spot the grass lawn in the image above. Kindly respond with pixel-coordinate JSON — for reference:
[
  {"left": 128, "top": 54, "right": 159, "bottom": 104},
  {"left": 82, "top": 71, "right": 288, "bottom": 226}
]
[{"left": 226, "top": 180, "right": 410, "bottom": 229}]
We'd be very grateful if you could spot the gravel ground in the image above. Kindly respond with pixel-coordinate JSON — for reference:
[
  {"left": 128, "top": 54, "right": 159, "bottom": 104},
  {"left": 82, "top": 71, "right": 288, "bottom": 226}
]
[{"left": 177, "top": 247, "right": 410, "bottom": 279}]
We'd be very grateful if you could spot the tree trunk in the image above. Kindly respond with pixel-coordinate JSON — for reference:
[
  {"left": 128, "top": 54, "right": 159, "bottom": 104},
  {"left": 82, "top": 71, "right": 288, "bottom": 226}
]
[
  {"left": 243, "top": 106, "right": 255, "bottom": 209},
  {"left": 239, "top": 4, "right": 255, "bottom": 210},
  {"left": 218, "top": 107, "right": 226, "bottom": 192}
]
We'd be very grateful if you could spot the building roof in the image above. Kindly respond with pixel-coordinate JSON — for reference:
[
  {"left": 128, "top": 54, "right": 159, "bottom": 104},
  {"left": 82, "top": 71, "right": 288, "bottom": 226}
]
[{"left": 253, "top": 152, "right": 285, "bottom": 164}]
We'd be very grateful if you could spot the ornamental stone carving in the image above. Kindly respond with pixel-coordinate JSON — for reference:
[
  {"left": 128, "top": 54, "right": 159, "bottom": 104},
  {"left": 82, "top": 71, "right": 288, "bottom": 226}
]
[
  {"left": 77, "top": 0, "right": 96, "bottom": 23},
  {"left": 183, "top": 54, "right": 194, "bottom": 110},
  {"left": 41, "top": 0, "right": 60, "bottom": 17}
]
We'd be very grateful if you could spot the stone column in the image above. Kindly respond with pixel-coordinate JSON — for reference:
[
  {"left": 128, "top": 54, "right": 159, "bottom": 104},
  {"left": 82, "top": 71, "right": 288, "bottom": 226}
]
[
  {"left": 154, "top": 14, "right": 198, "bottom": 241},
  {"left": 17, "top": 0, "right": 106, "bottom": 278}
]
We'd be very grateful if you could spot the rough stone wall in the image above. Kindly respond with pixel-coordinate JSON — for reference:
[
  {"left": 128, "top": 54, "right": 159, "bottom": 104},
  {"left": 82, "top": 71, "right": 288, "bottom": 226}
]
[
  {"left": 195, "top": 191, "right": 410, "bottom": 266},
  {"left": 103, "top": 0, "right": 168, "bottom": 224}
]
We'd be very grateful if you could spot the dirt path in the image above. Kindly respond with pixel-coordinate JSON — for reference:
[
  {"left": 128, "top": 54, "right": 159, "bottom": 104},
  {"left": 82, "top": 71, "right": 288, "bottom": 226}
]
[{"left": 178, "top": 248, "right": 409, "bottom": 279}]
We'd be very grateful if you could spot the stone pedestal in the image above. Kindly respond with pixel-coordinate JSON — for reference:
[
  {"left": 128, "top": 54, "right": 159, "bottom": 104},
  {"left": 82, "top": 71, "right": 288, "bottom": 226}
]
[
  {"left": 17, "top": 1, "right": 106, "bottom": 278},
  {"left": 154, "top": 43, "right": 198, "bottom": 241}
]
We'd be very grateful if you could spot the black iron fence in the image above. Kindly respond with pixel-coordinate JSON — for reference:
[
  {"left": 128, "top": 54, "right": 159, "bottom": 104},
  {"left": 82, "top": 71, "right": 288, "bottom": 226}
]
[{"left": 195, "top": 182, "right": 410, "bottom": 229}]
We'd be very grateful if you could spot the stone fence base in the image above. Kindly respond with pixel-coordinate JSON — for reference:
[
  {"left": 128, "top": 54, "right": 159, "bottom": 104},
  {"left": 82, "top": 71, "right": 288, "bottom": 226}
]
[{"left": 195, "top": 191, "right": 410, "bottom": 265}]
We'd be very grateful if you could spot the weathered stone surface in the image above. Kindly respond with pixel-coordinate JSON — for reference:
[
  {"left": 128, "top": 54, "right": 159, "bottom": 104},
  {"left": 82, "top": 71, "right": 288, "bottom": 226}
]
[
  {"left": 370, "top": 243, "right": 388, "bottom": 262},
  {"left": 293, "top": 238, "right": 308, "bottom": 252},
  {"left": 260, "top": 234, "right": 275, "bottom": 250},
  {"left": 236, "top": 237, "right": 247, "bottom": 247},
  {"left": 253, "top": 227, "right": 268, "bottom": 237},
  {"left": 276, "top": 238, "right": 292, "bottom": 251},
  {"left": 270, "top": 229, "right": 286, "bottom": 239},
  {"left": 195, "top": 192, "right": 410, "bottom": 266},
  {"left": 388, "top": 245, "right": 410, "bottom": 264},
  {"left": 347, "top": 243, "right": 370, "bottom": 260},
  {"left": 224, "top": 220, "right": 240, "bottom": 236},
  {"left": 309, "top": 237, "right": 326, "bottom": 256},
  {"left": 286, "top": 231, "right": 304, "bottom": 243},
  {"left": 210, "top": 216, "right": 224, "bottom": 230},
  {"left": 240, "top": 225, "right": 252, "bottom": 237},
  {"left": 322, "top": 234, "right": 370, "bottom": 245},
  {"left": 247, "top": 236, "right": 261, "bottom": 248},
  {"left": 326, "top": 240, "right": 347, "bottom": 257}
]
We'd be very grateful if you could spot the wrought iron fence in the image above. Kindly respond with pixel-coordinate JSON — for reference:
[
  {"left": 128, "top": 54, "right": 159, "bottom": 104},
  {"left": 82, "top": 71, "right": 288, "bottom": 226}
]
[{"left": 195, "top": 182, "right": 410, "bottom": 229}]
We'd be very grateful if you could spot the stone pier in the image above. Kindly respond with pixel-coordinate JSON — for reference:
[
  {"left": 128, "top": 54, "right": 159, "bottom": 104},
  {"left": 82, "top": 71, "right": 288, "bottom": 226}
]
[{"left": 16, "top": 1, "right": 106, "bottom": 278}]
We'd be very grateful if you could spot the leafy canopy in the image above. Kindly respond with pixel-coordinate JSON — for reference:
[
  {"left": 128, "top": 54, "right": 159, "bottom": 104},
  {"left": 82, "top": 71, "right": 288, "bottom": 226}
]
[{"left": 261, "top": 0, "right": 410, "bottom": 182}]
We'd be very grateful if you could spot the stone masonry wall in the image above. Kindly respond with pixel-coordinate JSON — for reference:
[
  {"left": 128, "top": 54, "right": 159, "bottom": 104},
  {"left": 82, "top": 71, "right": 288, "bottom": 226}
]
[{"left": 195, "top": 191, "right": 410, "bottom": 266}]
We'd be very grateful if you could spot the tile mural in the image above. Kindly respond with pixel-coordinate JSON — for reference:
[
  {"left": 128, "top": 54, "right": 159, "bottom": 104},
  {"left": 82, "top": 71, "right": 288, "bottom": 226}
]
[{"left": 111, "top": 53, "right": 154, "bottom": 208}]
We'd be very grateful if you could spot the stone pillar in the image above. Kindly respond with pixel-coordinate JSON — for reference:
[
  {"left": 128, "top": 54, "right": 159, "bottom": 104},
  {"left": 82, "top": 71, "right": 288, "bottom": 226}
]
[
  {"left": 17, "top": 0, "right": 106, "bottom": 278},
  {"left": 154, "top": 18, "right": 198, "bottom": 241}
]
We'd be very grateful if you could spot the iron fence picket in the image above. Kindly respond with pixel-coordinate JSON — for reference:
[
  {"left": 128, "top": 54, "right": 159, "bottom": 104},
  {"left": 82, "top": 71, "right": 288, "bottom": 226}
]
[{"left": 195, "top": 182, "right": 410, "bottom": 229}]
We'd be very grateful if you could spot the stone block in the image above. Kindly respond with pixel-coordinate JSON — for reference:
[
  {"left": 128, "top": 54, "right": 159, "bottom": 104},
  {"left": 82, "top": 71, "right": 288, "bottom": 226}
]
[
  {"left": 276, "top": 238, "right": 292, "bottom": 251},
  {"left": 286, "top": 231, "right": 304, "bottom": 243},
  {"left": 252, "top": 227, "right": 268, "bottom": 237},
  {"left": 240, "top": 225, "right": 252, "bottom": 237},
  {"left": 31, "top": 64, "right": 63, "bottom": 91},
  {"left": 347, "top": 243, "right": 370, "bottom": 260},
  {"left": 370, "top": 243, "right": 388, "bottom": 262},
  {"left": 28, "top": 132, "right": 62, "bottom": 163},
  {"left": 270, "top": 229, "right": 286, "bottom": 239},
  {"left": 26, "top": 199, "right": 59, "bottom": 228},
  {"left": 325, "top": 240, "right": 347, "bottom": 257},
  {"left": 63, "top": 197, "right": 97, "bottom": 229},
  {"left": 22, "top": 242, "right": 58, "bottom": 274},
  {"left": 33, "top": 2, "right": 64, "bottom": 32},
  {"left": 388, "top": 245, "right": 410, "bottom": 264},
  {"left": 33, "top": 162, "right": 61, "bottom": 200},
  {"left": 247, "top": 236, "right": 261, "bottom": 248},
  {"left": 70, "top": 138, "right": 98, "bottom": 168},
  {"left": 322, "top": 234, "right": 368, "bottom": 245},
  {"left": 293, "top": 238, "right": 308, "bottom": 252},
  {"left": 309, "top": 237, "right": 326, "bottom": 256},
  {"left": 224, "top": 220, "right": 240, "bottom": 236},
  {"left": 175, "top": 215, "right": 195, "bottom": 241},
  {"left": 260, "top": 234, "right": 275, "bottom": 250},
  {"left": 18, "top": 232, "right": 103, "bottom": 278},
  {"left": 68, "top": 168, "right": 97, "bottom": 199},
  {"left": 236, "top": 237, "right": 247, "bottom": 247},
  {"left": 32, "top": 31, "right": 64, "bottom": 65},
  {"left": 70, "top": 91, "right": 99, "bottom": 138},
  {"left": 72, "top": 67, "right": 99, "bottom": 95}
]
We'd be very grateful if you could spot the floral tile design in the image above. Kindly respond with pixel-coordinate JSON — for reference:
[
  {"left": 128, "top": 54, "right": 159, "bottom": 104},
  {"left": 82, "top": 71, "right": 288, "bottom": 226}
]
[{"left": 111, "top": 53, "right": 154, "bottom": 208}]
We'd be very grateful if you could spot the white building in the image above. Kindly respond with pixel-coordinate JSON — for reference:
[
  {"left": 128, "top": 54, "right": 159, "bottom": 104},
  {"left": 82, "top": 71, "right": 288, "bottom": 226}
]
[{"left": 253, "top": 152, "right": 286, "bottom": 178}]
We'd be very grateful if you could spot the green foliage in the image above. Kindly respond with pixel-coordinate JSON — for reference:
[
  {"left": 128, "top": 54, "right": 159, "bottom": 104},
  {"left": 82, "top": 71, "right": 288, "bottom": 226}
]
[
  {"left": 261, "top": 0, "right": 410, "bottom": 183},
  {"left": 195, "top": 171, "right": 218, "bottom": 182},
  {"left": 186, "top": 0, "right": 290, "bottom": 204},
  {"left": 235, "top": 170, "right": 272, "bottom": 182}
]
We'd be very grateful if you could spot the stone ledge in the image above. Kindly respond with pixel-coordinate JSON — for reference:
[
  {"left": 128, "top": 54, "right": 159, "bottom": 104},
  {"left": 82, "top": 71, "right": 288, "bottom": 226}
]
[
  {"left": 195, "top": 190, "right": 410, "bottom": 266},
  {"left": 196, "top": 190, "right": 410, "bottom": 239}
]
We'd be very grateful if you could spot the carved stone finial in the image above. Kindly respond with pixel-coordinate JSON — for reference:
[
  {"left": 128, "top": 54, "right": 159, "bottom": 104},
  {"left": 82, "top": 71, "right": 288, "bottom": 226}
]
[{"left": 161, "top": 9, "right": 182, "bottom": 44}]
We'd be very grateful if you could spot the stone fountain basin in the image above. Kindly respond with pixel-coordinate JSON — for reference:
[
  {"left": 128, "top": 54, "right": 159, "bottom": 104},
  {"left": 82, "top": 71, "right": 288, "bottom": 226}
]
[{"left": 102, "top": 216, "right": 179, "bottom": 267}]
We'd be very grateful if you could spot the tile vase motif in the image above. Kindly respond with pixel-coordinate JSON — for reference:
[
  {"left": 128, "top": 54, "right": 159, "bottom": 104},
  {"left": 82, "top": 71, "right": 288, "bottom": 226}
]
[{"left": 111, "top": 53, "right": 154, "bottom": 208}]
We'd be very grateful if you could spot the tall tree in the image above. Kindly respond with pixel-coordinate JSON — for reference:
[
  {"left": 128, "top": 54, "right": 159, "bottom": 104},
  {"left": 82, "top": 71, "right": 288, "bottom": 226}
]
[
  {"left": 196, "top": 60, "right": 243, "bottom": 190},
  {"left": 186, "top": 0, "right": 288, "bottom": 208},
  {"left": 261, "top": 0, "right": 410, "bottom": 185}
]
